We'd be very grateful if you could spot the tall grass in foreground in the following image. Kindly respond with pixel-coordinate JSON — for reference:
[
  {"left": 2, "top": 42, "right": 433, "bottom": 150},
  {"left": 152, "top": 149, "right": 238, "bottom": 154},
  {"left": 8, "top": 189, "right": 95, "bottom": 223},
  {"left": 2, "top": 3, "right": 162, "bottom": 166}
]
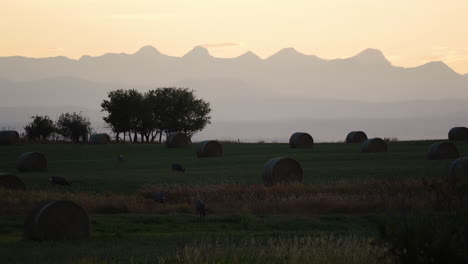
[{"left": 72, "top": 234, "right": 384, "bottom": 264}]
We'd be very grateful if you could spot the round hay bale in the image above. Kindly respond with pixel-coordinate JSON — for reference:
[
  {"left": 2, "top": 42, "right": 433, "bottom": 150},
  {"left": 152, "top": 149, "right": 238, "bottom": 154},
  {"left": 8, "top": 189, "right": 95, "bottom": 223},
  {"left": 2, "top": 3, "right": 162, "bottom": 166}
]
[
  {"left": 89, "top": 133, "right": 111, "bottom": 144},
  {"left": 0, "top": 130, "right": 20, "bottom": 145},
  {"left": 16, "top": 152, "right": 48, "bottom": 172},
  {"left": 345, "top": 131, "right": 368, "bottom": 143},
  {"left": 361, "top": 138, "right": 387, "bottom": 153},
  {"left": 166, "top": 132, "right": 189, "bottom": 148},
  {"left": 289, "top": 132, "right": 314, "bottom": 148},
  {"left": 0, "top": 173, "right": 26, "bottom": 191},
  {"left": 262, "top": 157, "right": 303, "bottom": 186},
  {"left": 427, "top": 142, "right": 459, "bottom": 160},
  {"left": 448, "top": 157, "right": 468, "bottom": 184},
  {"left": 448, "top": 127, "right": 468, "bottom": 141},
  {"left": 24, "top": 200, "right": 91, "bottom": 241},
  {"left": 196, "top": 140, "right": 223, "bottom": 158}
]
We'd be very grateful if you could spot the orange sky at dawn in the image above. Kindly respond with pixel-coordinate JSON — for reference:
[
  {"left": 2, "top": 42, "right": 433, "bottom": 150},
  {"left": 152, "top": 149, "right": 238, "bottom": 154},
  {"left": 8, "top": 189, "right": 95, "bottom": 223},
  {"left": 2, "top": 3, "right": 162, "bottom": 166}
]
[{"left": 1, "top": 0, "right": 468, "bottom": 74}]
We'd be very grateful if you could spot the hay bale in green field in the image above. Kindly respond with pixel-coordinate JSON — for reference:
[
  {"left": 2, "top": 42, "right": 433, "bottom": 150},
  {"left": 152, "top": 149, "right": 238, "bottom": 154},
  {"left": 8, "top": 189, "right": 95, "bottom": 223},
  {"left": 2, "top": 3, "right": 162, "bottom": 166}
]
[
  {"left": 262, "top": 157, "right": 303, "bottom": 186},
  {"left": 289, "top": 132, "right": 314, "bottom": 148},
  {"left": 0, "top": 173, "right": 26, "bottom": 190},
  {"left": 427, "top": 142, "right": 459, "bottom": 160},
  {"left": 89, "top": 133, "right": 111, "bottom": 144},
  {"left": 448, "top": 157, "right": 468, "bottom": 184},
  {"left": 0, "top": 131, "right": 19, "bottom": 145},
  {"left": 196, "top": 140, "right": 223, "bottom": 157},
  {"left": 345, "top": 131, "right": 368, "bottom": 143},
  {"left": 449, "top": 127, "right": 468, "bottom": 141},
  {"left": 361, "top": 138, "right": 387, "bottom": 153},
  {"left": 24, "top": 200, "right": 91, "bottom": 241},
  {"left": 166, "top": 132, "right": 189, "bottom": 148},
  {"left": 16, "top": 152, "right": 48, "bottom": 172}
]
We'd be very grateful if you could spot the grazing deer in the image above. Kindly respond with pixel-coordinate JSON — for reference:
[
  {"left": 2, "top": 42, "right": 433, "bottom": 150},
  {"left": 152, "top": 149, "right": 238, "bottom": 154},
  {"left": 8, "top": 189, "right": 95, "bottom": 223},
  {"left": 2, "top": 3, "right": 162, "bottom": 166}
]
[
  {"left": 196, "top": 200, "right": 207, "bottom": 217},
  {"left": 50, "top": 176, "right": 71, "bottom": 186},
  {"left": 117, "top": 154, "right": 125, "bottom": 164},
  {"left": 152, "top": 192, "right": 167, "bottom": 203},
  {"left": 171, "top": 163, "right": 185, "bottom": 172}
]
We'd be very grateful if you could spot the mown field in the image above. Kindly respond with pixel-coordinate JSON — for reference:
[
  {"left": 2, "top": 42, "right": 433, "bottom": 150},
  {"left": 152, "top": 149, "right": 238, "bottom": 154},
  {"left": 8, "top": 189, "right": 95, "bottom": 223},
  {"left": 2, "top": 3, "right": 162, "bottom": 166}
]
[{"left": 1, "top": 140, "right": 467, "bottom": 263}]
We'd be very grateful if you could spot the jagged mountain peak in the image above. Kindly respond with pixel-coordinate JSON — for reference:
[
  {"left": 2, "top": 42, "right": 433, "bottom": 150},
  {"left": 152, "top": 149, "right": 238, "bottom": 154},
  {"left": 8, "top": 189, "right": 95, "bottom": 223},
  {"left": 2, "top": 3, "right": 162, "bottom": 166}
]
[
  {"left": 134, "top": 45, "right": 161, "bottom": 56},
  {"left": 183, "top": 46, "right": 212, "bottom": 58},
  {"left": 266, "top": 48, "right": 324, "bottom": 63},
  {"left": 350, "top": 48, "right": 390, "bottom": 65},
  {"left": 415, "top": 61, "right": 458, "bottom": 75},
  {"left": 236, "top": 51, "right": 261, "bottom": 60},
  {"left": 267, "top": 47, "right": 305, "bottom": 59}
]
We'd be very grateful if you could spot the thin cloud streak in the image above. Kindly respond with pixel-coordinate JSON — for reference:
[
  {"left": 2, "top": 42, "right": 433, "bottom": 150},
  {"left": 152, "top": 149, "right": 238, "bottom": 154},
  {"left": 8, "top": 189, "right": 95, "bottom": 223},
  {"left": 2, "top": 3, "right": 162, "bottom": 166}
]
[{"left": 97, "top": 13, "right": 178, "bottom": 21}]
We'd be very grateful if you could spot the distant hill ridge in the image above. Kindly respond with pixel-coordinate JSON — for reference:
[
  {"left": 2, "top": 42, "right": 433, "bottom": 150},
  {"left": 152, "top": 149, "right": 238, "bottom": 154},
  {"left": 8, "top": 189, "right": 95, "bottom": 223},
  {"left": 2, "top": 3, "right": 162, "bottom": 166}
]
[
  {"left": 0, "top": 46, "right": 455, "bottom": 69},
  {"left": 0, "top": 45, "right": 466, "bottom": 104}
]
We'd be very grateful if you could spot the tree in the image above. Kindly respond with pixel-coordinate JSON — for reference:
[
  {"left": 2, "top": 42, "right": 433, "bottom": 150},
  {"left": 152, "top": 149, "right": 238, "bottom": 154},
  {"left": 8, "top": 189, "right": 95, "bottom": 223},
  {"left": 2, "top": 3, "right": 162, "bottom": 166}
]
[
  {"left": 56, "top": 112, "right": 92, "bottom": 143},
  {"left": 101, "top": 87, "right": 211, "bottom": 143},
  {"left": 101, "top": 89, "right": 155, "bottom": 142},
  {"left": 101, "top": 89, "right": 133, "bottom": 142},
  {"left": 24, "top": 115, "right": 56, "bottom": 141},
  {"left": 147, "top": 87, "right": 211, "bottom": 142},
  {"left": 135, "top": 95, "right": 158, "bottom": 142}
]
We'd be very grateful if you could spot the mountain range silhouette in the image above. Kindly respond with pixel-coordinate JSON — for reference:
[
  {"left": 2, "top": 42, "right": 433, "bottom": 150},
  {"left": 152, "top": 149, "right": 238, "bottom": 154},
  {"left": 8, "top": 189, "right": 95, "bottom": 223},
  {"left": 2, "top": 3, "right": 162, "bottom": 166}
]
[{"left": 0, "top": 46, "right": 467, "bottom": 141}]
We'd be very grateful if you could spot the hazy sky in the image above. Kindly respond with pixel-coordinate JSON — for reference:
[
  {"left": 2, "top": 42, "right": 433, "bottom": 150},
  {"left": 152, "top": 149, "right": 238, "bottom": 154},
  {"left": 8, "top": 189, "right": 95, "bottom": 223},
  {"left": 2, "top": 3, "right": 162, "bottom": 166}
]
[{"left": 1, "top": 0, "right": 468, "bottom": 74}]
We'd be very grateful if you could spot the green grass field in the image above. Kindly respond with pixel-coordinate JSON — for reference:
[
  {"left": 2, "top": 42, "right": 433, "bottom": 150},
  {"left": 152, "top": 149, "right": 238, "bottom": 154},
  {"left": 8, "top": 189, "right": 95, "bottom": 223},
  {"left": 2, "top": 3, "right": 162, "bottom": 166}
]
[
  {"left": 0, "top": 140, "right": 467, "bottom": 263},
  {"left": 1, "top": 140, "right": 466, "bottom": 193}
]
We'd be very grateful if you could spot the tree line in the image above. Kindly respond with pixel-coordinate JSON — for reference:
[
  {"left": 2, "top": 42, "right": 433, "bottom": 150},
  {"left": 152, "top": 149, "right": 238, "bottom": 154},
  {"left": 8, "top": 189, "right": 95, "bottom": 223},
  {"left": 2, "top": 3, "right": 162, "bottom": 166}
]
[
  {"left": 24, "top": 87, "right": 211, "bottom": 143},
  {"left": 25, "top": 113, "right": 91, "bottom": 143}
]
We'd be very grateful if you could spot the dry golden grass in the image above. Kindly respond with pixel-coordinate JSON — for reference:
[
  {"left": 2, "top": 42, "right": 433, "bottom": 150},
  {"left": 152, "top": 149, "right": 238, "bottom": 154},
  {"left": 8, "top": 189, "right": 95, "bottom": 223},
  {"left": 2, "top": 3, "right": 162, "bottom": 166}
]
[
  {"left": 141, "top": 180, "right": 428, "bottom": 214},
  {"left": 1, "top": 180, "right": 428, "bottom": 215}
]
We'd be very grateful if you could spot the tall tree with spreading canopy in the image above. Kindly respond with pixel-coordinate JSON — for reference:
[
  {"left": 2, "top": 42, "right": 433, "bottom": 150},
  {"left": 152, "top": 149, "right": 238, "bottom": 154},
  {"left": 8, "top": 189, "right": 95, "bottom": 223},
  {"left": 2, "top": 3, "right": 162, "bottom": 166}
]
[
  {"left": 56, "top": 112, "right": 92, "bottom": 143},
  {"left": 101, "top": 89, "right": 154, "bottom": 142},
  {"left": 146, "top": 87, "right": 211, "bottom": 142},
  {"left": 101, "top": 87, "right": 211, "bottom": 143}
]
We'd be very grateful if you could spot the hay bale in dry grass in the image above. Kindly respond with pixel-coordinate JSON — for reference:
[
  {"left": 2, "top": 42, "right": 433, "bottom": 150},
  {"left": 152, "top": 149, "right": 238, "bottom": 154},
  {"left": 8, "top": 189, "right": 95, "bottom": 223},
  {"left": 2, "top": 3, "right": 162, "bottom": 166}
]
[
  {"left": 166, "top": 132, "right": 189, "bottom": 148},
  {"left": 0, "top": 173, "right": 26, "bottom": 191},
  {"left": 289, "top": 132, "right": 314, "bottom": 148},
  {"left": 361, "top": 138, "right": 387, "bottom": 153},
  {"left": 0, "top": 131, "right": 20, "bottom": 145},
  {"left": 449, "top": 127, "right": 468, "bottom": 141},
  {"left": 345, "top": 131, "right": 368, "bottom": 143},
  {"left": 448, "top": 157, "right": 468, "bottom": 184},
  {"left": 89, "top": 133, "right": 111, "bottom": 144},
  {"left": 196, "top": 141, "right": 223, "bottom": 157},
  {"left": 262, "top": 157, "right": 303, "bottom": 186},
  {"left": 24, "top": 200, "right": 91, "bottom": 241},
  {"left": 427, "top": 142, "right": 459, "bottom": 160},
  {"left": 16, "top": 152, "right": 48, "bottom": 172}
]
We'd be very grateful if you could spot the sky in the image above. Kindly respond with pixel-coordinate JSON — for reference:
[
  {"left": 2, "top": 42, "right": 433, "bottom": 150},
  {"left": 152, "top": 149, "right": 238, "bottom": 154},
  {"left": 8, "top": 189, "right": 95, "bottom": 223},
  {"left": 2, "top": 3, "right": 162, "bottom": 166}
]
[{"left": 1, "top": 0, "right": 468, "bottom": 74}]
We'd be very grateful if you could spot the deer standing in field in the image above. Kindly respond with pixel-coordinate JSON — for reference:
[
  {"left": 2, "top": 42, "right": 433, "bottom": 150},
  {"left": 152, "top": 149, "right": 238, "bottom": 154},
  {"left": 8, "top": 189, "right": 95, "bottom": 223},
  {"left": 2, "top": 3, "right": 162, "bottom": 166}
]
[
  {"left": 117, "top": 154, "right": 125, "bottom": 164},
  {"left": 152, "top": 192, "right": 167, "bottom": 203},
  {"left": 196, "top": 200, "right": 207, "bottom": 217},
  {"left": 50, "top": 176, "right": 71, "bottom": 186},
  {"left": 171, "top": 163, "right": 185, "bottom": 172}
]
